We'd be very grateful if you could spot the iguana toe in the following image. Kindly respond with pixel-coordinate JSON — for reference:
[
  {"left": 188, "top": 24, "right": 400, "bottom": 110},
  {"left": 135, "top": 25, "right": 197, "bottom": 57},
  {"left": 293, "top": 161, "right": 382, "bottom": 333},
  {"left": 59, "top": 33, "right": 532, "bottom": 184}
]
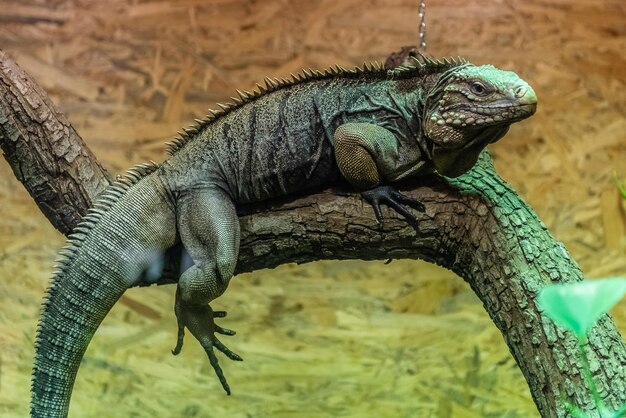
[
  {"left": 172, "top": 325, "right": 185, "bottom": 355},
  {"left": 173, "top": 298, "right": 242, "bottom": 395},
  {"left": 361, "top": 185, "right": 425, "bottom": 227}
]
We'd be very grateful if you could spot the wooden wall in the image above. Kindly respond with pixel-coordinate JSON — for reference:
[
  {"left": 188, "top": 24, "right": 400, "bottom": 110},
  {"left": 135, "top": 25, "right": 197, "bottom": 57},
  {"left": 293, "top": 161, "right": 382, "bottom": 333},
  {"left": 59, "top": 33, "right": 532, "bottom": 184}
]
[{"left": 0, "top": 0, "right": 624, "bottom": 416}]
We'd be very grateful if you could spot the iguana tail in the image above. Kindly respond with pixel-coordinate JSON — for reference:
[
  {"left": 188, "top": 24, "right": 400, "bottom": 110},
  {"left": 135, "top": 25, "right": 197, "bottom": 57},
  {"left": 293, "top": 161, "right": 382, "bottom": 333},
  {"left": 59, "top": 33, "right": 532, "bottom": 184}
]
[{"left": 30, "top": 163, "right": 177, "bottom": 418}]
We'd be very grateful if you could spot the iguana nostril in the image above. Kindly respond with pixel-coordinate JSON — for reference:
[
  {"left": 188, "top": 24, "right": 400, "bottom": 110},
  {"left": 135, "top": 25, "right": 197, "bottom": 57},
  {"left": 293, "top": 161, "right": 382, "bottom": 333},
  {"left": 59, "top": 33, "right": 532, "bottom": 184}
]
[
  {"left": 514, "top": 85, "right": 527, "bottom": 98},
  {"left": 516, "top": 84, "right": 538, "bottom": 107}
]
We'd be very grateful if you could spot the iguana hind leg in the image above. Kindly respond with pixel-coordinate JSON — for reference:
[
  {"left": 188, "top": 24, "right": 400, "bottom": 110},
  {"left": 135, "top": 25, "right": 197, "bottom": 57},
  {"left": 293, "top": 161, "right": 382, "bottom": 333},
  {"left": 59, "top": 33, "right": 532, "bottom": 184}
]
[
  {"left": 333, "top": 123, "right": 426, "bottom": 225},
  {"left": 173, "top": 186, "right": 242, "bottom": 395}
]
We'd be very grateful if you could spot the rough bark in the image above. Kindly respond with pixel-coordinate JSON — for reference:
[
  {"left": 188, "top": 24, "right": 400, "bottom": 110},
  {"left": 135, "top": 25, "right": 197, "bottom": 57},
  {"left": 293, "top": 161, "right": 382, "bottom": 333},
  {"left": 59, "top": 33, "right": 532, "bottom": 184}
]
[
  {"left": 233, "top": 157, "right": 626, "bottom": 417},
  {"left": 0, "top": 49, "right": 111, "bottom": 235},
  {"left": 1, "top": 49, "right": 625, "bottom": 417}
]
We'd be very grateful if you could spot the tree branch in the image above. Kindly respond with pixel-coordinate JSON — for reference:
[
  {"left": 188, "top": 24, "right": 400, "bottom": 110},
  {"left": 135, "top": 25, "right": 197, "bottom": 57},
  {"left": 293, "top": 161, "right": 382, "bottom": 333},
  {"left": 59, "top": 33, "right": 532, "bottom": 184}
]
[
  {"left": 234, "top": 155, "right": 626, "bottom": 417},
  {"left": 0, "top": 49, "right": 111, "bottom": 235},
  {"left": 1, "top": 48, "right": 624, "bottom": 417}
]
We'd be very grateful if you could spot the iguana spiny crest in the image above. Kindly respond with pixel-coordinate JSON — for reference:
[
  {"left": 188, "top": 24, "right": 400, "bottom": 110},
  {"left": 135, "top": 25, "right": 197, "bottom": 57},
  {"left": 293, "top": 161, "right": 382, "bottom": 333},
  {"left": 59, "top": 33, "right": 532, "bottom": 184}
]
[
  {"left": 167, "top": 56, "right": 535, "bottom": 172},
  {"left": 165, "top": 55, "right": 469, "bottom": 156}
]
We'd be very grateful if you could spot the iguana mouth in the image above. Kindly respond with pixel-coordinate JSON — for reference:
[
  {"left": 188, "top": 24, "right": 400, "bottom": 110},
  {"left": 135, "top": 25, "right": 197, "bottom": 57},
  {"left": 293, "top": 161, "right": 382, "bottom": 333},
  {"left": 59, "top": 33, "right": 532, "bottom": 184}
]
[
  {"left": 515, "top": 103, "right": 537, "bottom": 114},
  {"left": 499, "top": 102, "right": 537, "bottom": 122},
  {"left": 462, "top": 102, "right": 537, "bottom": 126},
  {"left": 430, "top": 101, "right": 537, "bottom": 130},
  {"left": 469, "top": 102, "right": 536, "bottom": 116}
]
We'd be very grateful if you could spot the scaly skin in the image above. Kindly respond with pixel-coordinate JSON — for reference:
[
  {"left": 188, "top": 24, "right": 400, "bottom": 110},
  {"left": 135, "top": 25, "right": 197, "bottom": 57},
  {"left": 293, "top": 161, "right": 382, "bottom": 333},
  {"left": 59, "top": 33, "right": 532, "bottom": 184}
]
[{"left": 31, "top": 56, "right": 536, "bottom": 417}]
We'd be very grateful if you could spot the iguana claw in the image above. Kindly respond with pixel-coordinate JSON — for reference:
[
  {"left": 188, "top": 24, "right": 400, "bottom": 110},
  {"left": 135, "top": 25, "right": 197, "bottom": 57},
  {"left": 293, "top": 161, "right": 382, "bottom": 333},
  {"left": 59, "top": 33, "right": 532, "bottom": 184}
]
[
  {"left": 361, "top": 185, "right": 425, "bottom": 227},
  {"left": 173, "top": 299, "right": 242, "bottom": 395}
]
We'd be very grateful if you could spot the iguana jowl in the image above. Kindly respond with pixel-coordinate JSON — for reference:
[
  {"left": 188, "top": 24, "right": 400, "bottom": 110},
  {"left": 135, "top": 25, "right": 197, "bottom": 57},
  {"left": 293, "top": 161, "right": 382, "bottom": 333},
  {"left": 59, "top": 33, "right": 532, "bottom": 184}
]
[{"left": 31, "top": 55, "right": 536, "bottom": 417}]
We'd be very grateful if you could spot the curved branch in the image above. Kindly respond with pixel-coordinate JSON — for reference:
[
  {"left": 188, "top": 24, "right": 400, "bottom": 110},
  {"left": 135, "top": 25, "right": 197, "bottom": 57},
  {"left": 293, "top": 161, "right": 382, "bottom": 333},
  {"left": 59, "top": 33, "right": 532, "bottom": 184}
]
[
  {"left": 234, "top": 154, "right": 626, "bottom": 417},
  {"left": 1, "top": 48, "right": 624, "bottom": 417},
  {"left": 0, "top": 49, "right": 111, "bottom": 234}
]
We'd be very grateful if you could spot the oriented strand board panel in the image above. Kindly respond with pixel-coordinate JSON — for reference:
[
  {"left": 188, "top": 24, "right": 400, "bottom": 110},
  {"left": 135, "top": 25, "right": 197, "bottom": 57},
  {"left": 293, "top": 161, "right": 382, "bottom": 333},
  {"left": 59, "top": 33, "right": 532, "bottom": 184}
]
[{"left": 0, "top": 0, "right": 624, "bottom": 417}]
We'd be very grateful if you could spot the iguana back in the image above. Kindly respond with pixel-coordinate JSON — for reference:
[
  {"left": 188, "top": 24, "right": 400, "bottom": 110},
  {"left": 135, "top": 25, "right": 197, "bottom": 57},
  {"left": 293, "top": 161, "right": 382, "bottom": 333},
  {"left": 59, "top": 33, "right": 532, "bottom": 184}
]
[{"left": 161, "top": 71, "right": 427, "bottom": 204}]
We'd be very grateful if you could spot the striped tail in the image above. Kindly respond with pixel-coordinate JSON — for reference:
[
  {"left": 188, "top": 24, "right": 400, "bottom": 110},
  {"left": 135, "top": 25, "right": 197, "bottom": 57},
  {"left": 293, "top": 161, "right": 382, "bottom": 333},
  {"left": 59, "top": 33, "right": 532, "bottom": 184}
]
[{"left": 31, "top": 162, "right": 166, "bottom": 417}]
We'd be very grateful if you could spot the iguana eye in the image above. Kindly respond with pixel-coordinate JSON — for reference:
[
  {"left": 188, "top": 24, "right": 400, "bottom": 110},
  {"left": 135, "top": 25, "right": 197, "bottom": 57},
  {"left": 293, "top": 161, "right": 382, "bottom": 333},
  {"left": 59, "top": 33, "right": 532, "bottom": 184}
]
[{"left": 470, "top": 81, "right": 488, "bottom": 96}]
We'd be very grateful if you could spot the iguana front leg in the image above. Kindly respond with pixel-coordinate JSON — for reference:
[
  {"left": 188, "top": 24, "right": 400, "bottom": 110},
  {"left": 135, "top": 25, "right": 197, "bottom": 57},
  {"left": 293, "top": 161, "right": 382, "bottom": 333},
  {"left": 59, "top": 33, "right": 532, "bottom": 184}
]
[
  {"left": 333, "top": 123, "right": 426, "bottom": 225},
  {"left": 173, "top": 186, "right": 243, "bottom": 395}
]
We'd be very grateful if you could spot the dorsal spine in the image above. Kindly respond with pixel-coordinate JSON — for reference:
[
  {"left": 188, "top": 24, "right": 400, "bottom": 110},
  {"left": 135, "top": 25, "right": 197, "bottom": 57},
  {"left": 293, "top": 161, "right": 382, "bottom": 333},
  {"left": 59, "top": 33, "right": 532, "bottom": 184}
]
[{"left": 164, "top": 55, "right": 468, "bottom": 156}]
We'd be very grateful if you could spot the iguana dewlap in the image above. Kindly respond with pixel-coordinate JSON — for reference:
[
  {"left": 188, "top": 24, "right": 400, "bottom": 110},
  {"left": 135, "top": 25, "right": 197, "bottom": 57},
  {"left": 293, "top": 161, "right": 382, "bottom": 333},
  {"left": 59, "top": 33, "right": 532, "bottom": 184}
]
[{"left": 30, "top": 55, "right": 536, "bottom": 417}]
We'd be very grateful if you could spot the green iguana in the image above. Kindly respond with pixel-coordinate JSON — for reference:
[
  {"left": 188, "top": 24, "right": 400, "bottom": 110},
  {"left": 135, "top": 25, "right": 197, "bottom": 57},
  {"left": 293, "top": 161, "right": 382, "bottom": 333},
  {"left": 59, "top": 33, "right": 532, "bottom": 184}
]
[{"left": 31, "top": 55, "right": 537, "bottom": 417}]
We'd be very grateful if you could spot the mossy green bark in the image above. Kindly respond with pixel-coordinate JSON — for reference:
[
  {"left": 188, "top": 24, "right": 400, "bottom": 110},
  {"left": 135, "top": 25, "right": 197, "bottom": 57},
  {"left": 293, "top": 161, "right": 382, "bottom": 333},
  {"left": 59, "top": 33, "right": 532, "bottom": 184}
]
[{"left": 232, "top": 152, "right": 626, "bottom": 417}]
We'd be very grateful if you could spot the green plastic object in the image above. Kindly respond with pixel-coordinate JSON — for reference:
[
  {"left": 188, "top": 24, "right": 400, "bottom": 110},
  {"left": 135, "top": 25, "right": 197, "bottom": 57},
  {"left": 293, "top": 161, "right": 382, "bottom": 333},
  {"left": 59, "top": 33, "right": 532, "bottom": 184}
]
[{"left": 538, "top": 278, "right": 626, "bottom": 338}]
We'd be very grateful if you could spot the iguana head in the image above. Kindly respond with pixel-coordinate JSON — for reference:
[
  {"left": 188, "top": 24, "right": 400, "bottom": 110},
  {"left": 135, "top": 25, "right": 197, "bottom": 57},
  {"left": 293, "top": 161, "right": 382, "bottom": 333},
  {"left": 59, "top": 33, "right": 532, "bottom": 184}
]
[{"left": 422, "top": 64, "right": 537, "bottom": 177}]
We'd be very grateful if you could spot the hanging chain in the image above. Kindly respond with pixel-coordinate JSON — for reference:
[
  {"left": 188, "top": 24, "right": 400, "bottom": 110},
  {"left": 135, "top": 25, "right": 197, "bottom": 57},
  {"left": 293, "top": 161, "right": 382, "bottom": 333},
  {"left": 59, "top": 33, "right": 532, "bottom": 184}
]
[{"left": 418, "top": 0, "right": 426, "bottom": 51}]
